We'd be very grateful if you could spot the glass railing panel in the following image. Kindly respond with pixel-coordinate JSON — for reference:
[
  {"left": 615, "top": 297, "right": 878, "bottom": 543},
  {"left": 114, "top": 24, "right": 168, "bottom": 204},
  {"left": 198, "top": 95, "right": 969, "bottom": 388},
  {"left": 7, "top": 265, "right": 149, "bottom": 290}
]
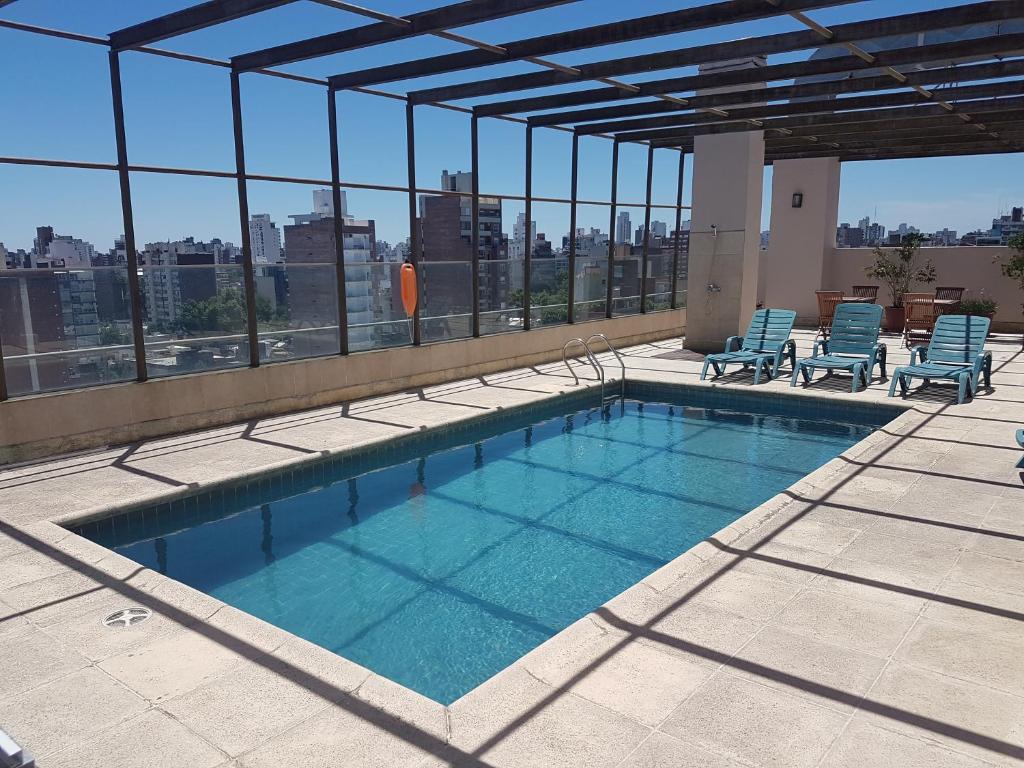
[
  {"left": 256, "top": 263, "right": 340, "bottom": 362},
  {"left": 0, "top": 267, "right": 136, "bottom": 396},
  {"left": 138, "top": 264, "right": 252, "bottom": 378},
  {"left": 419, "top": 260, "right": 473, "bottom": 343},
  {"left": 348, "top": 262, "right": 415, "bottom": 352}
]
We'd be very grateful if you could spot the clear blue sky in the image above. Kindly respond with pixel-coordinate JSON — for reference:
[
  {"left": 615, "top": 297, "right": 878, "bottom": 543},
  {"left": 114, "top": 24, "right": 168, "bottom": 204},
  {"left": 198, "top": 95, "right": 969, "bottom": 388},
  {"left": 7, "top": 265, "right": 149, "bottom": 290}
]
[{"left": 1, "top": 0, "right": 1021, "bottom": 252}]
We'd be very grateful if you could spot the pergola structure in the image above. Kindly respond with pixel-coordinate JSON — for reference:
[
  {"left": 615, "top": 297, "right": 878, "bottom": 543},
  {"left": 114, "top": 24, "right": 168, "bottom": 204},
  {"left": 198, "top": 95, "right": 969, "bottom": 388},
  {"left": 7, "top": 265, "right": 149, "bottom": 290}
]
[{"left": 1, "top": 0, "right": 1023, "bottom": 399}]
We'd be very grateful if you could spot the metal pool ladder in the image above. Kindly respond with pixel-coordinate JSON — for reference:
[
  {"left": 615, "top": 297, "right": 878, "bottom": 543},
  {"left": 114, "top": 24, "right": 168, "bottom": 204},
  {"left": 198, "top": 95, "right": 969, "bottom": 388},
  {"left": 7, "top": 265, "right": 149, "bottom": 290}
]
[{"left": 561, "top": 336, "right": 626, "bottom": 406}]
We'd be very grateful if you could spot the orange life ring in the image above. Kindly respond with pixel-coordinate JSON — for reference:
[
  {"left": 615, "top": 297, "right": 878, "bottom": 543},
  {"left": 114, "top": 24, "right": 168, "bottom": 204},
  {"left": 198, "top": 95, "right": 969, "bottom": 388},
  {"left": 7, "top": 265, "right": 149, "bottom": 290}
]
[{"left": 400, "top": 261, "right": 418, "bottom": 316}]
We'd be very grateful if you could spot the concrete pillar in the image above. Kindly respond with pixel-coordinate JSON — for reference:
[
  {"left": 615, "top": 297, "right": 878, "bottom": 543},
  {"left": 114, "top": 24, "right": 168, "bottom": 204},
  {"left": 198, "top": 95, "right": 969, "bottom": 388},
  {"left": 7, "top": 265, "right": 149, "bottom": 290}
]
[
  {"left": 686, "top": 131, "right": 765, "bottom": 353},
  {"left": 763, "top": 157, "right": 842, "bottom": 324}
]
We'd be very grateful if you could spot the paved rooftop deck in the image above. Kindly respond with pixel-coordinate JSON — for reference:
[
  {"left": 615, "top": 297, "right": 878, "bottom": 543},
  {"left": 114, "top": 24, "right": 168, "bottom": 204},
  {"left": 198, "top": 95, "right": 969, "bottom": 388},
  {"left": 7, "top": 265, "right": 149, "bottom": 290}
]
[{"left": 1, "top": 329, "right": 1022, "bottom": 768}]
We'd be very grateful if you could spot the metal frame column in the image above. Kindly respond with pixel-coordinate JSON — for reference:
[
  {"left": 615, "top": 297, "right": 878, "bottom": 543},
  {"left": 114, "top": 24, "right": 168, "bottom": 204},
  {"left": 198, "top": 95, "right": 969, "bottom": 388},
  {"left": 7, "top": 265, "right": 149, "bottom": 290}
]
[
  {"left": 670, "top": 150, "right": 685, "bottom": 310},
  {"left": 640, "top": 143, "right": 654, "bottom": 313},
  {"left": 523, "top": 126, "right": 533, "bottom": 331},
  {"left": 229, "top": 70, "right": 262, "bottom": 367},
  {"left": 108, "top": 50, "right": 149, "bottom": 383},
  {"left": 327, "top": 87, "right": 349, "bottom": 355},
  {"left": 470, "top": 114, "right": 481, "bottom": 337},
  {"left": 405, "top": 101, "right": 422, "bottom": 346},
  {"left": 567, "top": 131, "right": 579, "bottom": 323}
]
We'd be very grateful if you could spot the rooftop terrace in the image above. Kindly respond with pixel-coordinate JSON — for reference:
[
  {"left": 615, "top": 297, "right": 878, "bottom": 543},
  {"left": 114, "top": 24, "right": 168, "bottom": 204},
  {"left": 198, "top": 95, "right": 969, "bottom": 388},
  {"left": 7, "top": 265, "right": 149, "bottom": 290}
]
[{"left": 1, "top": 1, "right": 1023, "bottom": 766}]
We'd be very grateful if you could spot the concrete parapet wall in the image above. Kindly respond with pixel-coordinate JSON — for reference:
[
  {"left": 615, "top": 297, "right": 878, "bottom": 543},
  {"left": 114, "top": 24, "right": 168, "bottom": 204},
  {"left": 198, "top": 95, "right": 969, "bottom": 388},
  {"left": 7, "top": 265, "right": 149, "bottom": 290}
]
[{"left": 0, "top": 310, "right": 684, "bottom": 465}]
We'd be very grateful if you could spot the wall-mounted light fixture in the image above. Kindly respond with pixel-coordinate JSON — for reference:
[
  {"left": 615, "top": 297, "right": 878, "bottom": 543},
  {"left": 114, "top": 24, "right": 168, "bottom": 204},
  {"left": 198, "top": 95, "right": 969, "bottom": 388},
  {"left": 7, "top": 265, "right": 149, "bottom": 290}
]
[{"left": 792, "top": 192, "right": 804, "bottom": 208}]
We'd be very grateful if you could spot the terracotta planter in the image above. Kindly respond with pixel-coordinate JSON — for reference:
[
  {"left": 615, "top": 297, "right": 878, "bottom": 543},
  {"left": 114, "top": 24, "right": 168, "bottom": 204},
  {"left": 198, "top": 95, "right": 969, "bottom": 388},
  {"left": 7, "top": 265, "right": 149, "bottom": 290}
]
[{"left": 882, "top": 306, "right": 904, "bottom": 332}]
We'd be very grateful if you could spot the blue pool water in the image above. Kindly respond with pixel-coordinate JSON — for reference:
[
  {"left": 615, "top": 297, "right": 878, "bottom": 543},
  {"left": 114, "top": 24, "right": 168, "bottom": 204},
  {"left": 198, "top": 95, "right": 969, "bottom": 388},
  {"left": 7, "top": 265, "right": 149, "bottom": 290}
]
[{"left": 79, "top": 394, "right": 884, "bottom": 703}]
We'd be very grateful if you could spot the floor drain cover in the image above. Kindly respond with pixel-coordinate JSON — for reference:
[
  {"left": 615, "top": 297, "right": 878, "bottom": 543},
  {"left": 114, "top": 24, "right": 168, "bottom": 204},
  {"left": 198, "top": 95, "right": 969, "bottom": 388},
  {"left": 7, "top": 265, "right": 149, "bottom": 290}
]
[{"left": 103, "top": 607, "right": 152, "bottom": 628}]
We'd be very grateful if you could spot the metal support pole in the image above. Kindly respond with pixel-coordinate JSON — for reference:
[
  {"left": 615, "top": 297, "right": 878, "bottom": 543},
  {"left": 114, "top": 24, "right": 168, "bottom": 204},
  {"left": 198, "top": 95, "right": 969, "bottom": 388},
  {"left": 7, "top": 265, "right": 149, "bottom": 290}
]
[
  {"left": 0, "top": 331, "right": 7, "bottom": 401},
  {"left": 229, "top": 70, "right": 261, "bottom": 367},
  {"left": 523, "top": 125, "right": 533, "bottom": 332},
  {"left": 640, "top": 143, "right": 654, "bottom": 314},
  {"left": 605, "top": 139, "right": 619, "bottom": 319},
  {"left": 567, "top": 131, "right": 579, "bottom": 323},
  {"left": 327, "top": 87, "right": 349, "bottom": 355},
  {"left": 671, "top": 150, "right": 685, "bottom": 310},
  {"left": 108, "top": 50, "right": 149, "bottom": 384},
  {"left": 470, "top": 114, "right": 481, "bottom": 337},
  {"left": 405, "top": 101, "right": 422, "bottom": 346}
]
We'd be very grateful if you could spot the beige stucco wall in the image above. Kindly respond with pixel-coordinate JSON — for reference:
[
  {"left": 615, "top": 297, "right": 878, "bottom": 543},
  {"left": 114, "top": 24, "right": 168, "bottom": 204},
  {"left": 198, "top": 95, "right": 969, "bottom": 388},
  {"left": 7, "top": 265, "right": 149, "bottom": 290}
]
[
  {"left": 0, "top": 310, "right": 684, "bottom": 465},
  {"left": 824, "top": 246, "right": 1023, "bottom": 330}
]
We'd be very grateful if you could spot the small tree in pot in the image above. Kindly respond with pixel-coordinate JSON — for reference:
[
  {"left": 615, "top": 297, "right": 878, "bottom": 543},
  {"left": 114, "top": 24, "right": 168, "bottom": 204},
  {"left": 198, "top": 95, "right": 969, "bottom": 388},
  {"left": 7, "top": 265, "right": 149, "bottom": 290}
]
[
  {"left": 864, "top": 232, "right": 936, "bottom": 331},
  {"left": 997, "top": 232, "right": 1024, "bottom": 344}
]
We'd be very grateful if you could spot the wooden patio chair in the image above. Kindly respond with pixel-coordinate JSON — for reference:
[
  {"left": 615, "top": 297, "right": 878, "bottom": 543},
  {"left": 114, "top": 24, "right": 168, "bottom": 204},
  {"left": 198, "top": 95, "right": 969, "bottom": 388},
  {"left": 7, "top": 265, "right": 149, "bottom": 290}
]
[
  {"left": 815, "top": 290, "right": 843, "bottom": 338},
  {"left": 902, "top": 292, "right": 936, "bottom": 348},
  {"left": 934, "top": 286, "right": 965, "bottom": 316},
  {"left": 851, "top": 285, "right": 879, "bottom": 301}
]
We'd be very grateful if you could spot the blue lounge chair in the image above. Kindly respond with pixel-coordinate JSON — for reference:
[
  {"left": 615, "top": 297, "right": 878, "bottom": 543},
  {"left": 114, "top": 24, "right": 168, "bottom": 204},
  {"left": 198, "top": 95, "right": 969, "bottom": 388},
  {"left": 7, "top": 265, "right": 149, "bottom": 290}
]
[
  {"left": 790, "top": 303, "right": 885, "bottom": 393},
  {"left": 701, "top": 308, "right": 797, "bottom": 385},
  {"left": 1017, "top": 429, "right": 1024, "bottom": 469},
  {"left": 888, "top": 314, "right": 992, "bottom": 404}
]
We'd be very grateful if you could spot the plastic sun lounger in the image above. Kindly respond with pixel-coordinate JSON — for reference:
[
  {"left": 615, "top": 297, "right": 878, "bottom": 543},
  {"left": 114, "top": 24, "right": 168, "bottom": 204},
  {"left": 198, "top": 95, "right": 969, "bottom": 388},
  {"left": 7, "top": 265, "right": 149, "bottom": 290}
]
[
  {"left": 1016, "top": 429, "right": 1024, "bottom": 469},
  {"left": 791, "top": 303, "right": 885, "bottom": 393},
  {"left": 887, "top": 314, "right": 992, "bottom": 405},
  {"left": 700, "top": 308, "right": 797, "bottom": 385}
]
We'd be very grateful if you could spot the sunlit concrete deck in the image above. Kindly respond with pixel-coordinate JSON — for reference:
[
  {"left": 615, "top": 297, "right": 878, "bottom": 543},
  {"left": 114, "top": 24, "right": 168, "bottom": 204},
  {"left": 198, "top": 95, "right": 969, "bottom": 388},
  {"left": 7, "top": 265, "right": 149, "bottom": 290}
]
[{"left": 1, "top": 329, "right": 1022, "bottom": 768}]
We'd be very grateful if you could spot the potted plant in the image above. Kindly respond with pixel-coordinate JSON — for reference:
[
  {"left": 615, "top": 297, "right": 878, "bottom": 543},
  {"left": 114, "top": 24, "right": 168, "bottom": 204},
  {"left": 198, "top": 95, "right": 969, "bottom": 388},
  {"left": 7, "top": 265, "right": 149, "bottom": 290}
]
[
  {"left": 864, "top": 232, "right": 936, "bottom": 331},
  {"left": 959, "top": 297, "right": 998, "bottom": 320},
  {"left": 997, "top": 233, "right": 1024, "bottom": 343}
]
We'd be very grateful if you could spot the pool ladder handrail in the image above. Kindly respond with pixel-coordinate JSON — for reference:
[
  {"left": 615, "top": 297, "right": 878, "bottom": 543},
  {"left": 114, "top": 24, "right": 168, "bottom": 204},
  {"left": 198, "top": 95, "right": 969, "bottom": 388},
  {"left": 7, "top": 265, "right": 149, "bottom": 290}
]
[
  {"left": 585, "top": 334, "right": 626, "bottom": 400},
  {"left": 561, "top": 338, "right": 605, "bottom": 400}
]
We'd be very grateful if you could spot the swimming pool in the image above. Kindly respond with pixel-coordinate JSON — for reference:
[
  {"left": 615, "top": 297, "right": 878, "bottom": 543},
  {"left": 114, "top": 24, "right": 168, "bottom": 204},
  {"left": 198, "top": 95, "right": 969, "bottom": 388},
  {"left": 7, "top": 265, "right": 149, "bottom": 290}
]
[{"left": 73, "top": 388, "right": 892, "bottom": 704}]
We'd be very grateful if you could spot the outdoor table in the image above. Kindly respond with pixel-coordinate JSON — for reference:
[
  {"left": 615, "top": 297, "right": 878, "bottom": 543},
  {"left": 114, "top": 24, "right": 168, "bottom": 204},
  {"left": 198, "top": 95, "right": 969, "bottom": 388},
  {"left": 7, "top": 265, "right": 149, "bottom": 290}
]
[
  {"left": 933, "top": 298, "right": 960, "bottom": 315},
  {"left": 841, "top": 296, "right": 874, "bottom": 303}
]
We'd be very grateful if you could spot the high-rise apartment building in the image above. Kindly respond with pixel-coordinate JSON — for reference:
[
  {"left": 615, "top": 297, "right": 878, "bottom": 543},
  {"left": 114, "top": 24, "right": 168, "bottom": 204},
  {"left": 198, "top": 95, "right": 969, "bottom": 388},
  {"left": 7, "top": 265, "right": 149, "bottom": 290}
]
[
  {"left": 249, "top": 214, "right": 282, "bottom": 264},
  {"left": 615, "top": 211, "right": 631, "bottom": 244}
]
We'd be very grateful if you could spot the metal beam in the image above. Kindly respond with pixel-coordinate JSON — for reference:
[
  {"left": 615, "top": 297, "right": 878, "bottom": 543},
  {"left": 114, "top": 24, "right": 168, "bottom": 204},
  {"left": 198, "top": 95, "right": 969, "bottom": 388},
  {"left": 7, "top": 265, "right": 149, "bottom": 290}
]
[
  {"left": 479, "top": 39, "right": 1024, "bottom": 118},
  {"left": 619, "top": 95, "right": 1024, "bottom": 144},
  {"left": 331, "top": 0, "right": 859, "bottom": 90},
  {"left": 236, "top": 0, "right": 573, "bottom": 73},
  {"left": 767, "top": 143, "right": 1019, "bottom": 162},
  {"left": 524, "top": 58, "right": 1024, "bottom": 128},
  {"left": 409, "top": 1, "right": 1024, "bottom": 103},
  {"left": 595, "top": 80, "right": 1024, "bottom": 138},
  {"left": 111, "top": 0, "right": 295, "bottom": 50}
]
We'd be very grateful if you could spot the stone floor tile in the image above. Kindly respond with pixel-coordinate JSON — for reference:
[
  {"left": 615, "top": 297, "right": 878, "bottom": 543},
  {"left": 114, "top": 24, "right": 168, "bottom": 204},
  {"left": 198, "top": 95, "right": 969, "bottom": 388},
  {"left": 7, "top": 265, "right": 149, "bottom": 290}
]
[
  {"left": 448, "top": 667, "right": 651, "bottom": 768},
  {"left": 723, "top": 539, "right": 835, "bottom": 585},
  {"left": 730, "top": 625, "right": 887, "bottom": 713},
  {"left": 862, "top": 662, "right": 1024, "bottom": 766},
  {"left": 99, "top": 626, "right": 247, "bottom": 703},
  {"left": 526, "top": 627, "right": 713, "bottom": 727},
  {"left": 769, "top": 518, "right": 862, "bottom": 556},
  {"left": 921, "top": 581, "right": 1024, "bottom": 637},
  {"left": 43, "top": 709, "right": 226, "bottom": 768},
  {"left": 236, "top": 700, "right": 439, "bottom": 768},
  {"left": 663, "top": 570, "right": 801, "bottom": 623},
  {"left": 895, "top": 618, "right": 1024, "bottom": 696},
  {"left": 616, "top": 731, "right": 742, "bottom": 768},
  {"left": 161, "top": 659, "right": 337, "bottom": 757},
  {"left": 771, "top": 588, "right": 918, "bottom": 657},
  {"left": 659, "top": 673, "right": 848, "bottom": 768},
  {"left": 947, "top": 552, "right": 1024, "bottom": 596},
  {"left": 821, "top": 717, "right": 999, "bottom": 768},
  {"left": 0, "top": 623, "right": 90, "bottom": 701},
  {"left": 839, "top": 530, "right": 963, "bottom": 583},
  {"left": 0, "top": 666, "right": 147, "bottom": 758}
]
